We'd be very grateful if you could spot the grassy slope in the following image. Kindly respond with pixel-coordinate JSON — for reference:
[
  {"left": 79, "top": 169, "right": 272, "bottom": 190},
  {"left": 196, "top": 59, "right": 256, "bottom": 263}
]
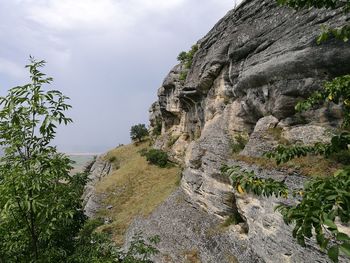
[{"left": 95, "top": 141, "right": 181, "bottom": 244}]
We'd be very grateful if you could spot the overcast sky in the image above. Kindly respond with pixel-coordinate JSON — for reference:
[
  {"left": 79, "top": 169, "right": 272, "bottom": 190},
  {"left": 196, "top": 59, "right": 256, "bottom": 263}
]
[{"left": 0, "top": 0, "right": 241, "bottom": 153}]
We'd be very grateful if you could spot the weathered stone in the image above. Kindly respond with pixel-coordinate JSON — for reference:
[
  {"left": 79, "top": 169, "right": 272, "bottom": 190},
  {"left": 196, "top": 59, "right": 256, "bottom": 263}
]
[
  {"left": 241, "top": 115, "right": 279, "bottom": 157},
  {"left": 282, "top": 124, "right": 334, "bottom": 145},
  {"left": 82, "top": 156, "right": 111, "bottom": 218},
  {"left": 124, "top": 189, "right": 264, "bottom": 263},
  {"left": 143, "top": 0, "right": 350, "bottom": 262}
]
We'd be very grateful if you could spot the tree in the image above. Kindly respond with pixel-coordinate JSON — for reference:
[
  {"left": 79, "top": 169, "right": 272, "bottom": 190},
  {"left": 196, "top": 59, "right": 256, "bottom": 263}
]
[
  {"left": 130, "top": 124, "right": 149, "bottom": 142},
  {"left": 0, "top": 57, "right": 86, "bottom": 262},
  {"left": 223, "top": 1, "right": 350, "bottom": 262}
]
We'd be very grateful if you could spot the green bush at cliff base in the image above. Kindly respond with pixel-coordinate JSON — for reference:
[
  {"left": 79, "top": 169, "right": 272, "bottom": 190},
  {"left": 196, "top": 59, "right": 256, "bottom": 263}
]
[{"left": 141, "top": 148, "right": 169, "bottom": 167}]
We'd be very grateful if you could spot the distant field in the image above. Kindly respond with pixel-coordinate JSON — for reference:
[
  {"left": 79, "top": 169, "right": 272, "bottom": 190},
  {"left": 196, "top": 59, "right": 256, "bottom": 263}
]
[{"left": 68, "top": 154, "right": 97, "bottom": 174}]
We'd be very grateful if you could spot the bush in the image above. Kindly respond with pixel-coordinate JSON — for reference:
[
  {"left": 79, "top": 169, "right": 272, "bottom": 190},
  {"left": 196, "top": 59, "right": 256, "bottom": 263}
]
[
  {"left": 167, "top": 135, "right": 180, "bottom": 148},
  {"left": 177, "top": 44, "right": 199, "bottom": 84},
  {"left": 229, "top": 133, "right": 248, "bottom": 154},
  {"left": 142, "top": 149, "right": 169, "bottom": 168},
  {"left": 68, "top": 219, "right": 159, "bottom": 263},
  {"left": 84, "top": 155, "right": 97, "bottom": 174},
  {"left": 152, "top": 119, "right": 162, "bottom": 136}
]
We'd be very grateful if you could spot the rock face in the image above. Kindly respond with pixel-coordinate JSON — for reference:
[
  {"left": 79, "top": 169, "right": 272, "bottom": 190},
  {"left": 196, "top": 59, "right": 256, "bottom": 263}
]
[
  {"left": 82, "top": 156, "right": 111, "bottom": 218},
  {"left": 141, "top": 0, "right": 350, "bottom": 262}
]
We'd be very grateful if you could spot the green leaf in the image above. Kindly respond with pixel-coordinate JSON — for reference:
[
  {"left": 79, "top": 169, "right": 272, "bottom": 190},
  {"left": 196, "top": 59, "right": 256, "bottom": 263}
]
[
  {"left": 340, "top": 243, "right": 350, "bottom": 257},
  {"left": 328, "top": 246, "right": 339, "bottom": 263},
  {"left": 323, "top": 219, "right": 338, "bottom": 230},
  {"left": 336, "top": 232, "right": 350, "bottom": 241}
]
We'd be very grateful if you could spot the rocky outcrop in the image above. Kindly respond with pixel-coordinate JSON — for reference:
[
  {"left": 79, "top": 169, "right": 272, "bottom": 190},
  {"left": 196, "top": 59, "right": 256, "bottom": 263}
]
[
  {"left": 142, "top": 0, "right": 350, "bottom": 262},
  {"left": 82, "top": 156, "right": 111, "bottom": 218},
  {"left": 151, "top": 0, "right": 349, "bottom": 214},
  {"left": 125, "top": 189, "right": 263, "bottom": 263}
]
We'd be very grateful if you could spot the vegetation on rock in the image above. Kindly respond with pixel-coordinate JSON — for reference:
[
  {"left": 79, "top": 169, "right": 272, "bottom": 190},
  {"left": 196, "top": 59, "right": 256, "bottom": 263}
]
[
  {"left": 229, "top": 133, "right": 249, "bottom": 154},
  {"left": 177, "top": 44, "right": 199, "bottom": 83}
]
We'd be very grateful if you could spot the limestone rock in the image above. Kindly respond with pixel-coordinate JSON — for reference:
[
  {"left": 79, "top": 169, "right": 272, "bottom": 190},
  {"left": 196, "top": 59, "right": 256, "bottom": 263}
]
[
  {"left": 241, "top": 115, "right": 279, "bottom": 157},
  {"left": 143, "top": 0, "right": 350, "bottom": 262},
  {"left": 282, "top": 124, "right": 333, "bottom": 145},
  {"left": 82, "top": 156, "right": 111, "bottom": 218}
]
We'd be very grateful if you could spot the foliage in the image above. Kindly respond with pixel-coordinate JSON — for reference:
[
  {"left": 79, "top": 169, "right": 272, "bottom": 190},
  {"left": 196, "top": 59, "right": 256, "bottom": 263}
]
[
  {"left": 69, "top": 219, "right": 160, "bottom": 263},
  {"left": 221, "top": 163, "right": 350, "bottom": 262},
  {"left": 140, "top": 149, "right": 169, "bottom": 168},
  {"left": 221, "top": 165, "right": 289, "bottom": 198},
  {"left": 276, "top": 0, "right": 350, "bottom": 10},
  {"left": 277, "top": 0, "right": 350, "bottom": 43},
  {"left": 177, "top": 44, "right": 199, "bottom": 83},
  {"left": 295, "top": 75, "right": 350, "bottom": 127},
  {"left": 121, "top": 233, "right": 160, "bottom": 263},
  {"left": 177, "top": 44, "right": 199, "bottom": 69},
  {"left": 167, "top": 135, "right": 180, "bottom": 148},
  {"left": 0, "top": 57, "right": 89, "bottom": 262},
  {"left": 264, "top": 132, "right": 350, "bottom": 164},
  {"left": 152, "top": 119, "right": 162, "bottom": 136},
  {"left": 0, "top": 58, "right": 161, "bottom": 262},
  {"left": 179, "top": 71, "right": 188, "bottom": 82},
  {"left": 130, "top": 124, "right": 149, "bottom": 142},
  {"left": 84, "top": 155, "right": 97, "bottom": 174},
  {"left": 229, "top": 133, "right": 248, "bottom": 154},
  {"left": 276, "top": 168, "right": 350, "bottom": 262}
]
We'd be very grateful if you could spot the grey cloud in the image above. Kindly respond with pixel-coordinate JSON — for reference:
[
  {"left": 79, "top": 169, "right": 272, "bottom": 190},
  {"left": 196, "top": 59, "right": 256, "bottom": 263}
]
[{"left": 0, "top": 0, "right": 240, "bottom": 153}]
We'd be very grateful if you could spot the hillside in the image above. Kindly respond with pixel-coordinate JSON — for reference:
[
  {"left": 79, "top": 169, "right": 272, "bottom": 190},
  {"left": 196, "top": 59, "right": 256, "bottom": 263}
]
[{"left": 83, "top": 142, "right": 181, "bottom": 245}]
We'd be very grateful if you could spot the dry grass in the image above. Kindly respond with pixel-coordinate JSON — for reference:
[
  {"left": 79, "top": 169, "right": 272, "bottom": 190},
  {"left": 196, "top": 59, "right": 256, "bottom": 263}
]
[
  {"left": 184, "top": 249, "right": 201, "bottom": 263},
  {"left": 234, "top": 154, "right": 342, "bottom": 178},
  {"left": 95, "top": 141, "right": 180, "bottom": 244}
]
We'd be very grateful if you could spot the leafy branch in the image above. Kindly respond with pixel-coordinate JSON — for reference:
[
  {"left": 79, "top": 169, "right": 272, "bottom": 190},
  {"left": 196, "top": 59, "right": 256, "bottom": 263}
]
[
  {"left": 265, "top": 132, "right": 350, "bottom": 164},
  {"left": 221, "top": 165, "right": 289, "bottom": 198},
  {"left": 222, "top": 164, "right": 350, "bottom": 262}
]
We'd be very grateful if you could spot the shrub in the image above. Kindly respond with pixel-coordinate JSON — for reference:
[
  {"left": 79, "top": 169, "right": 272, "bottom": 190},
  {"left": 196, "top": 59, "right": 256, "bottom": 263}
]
[
  {"left": 84, "top": 155, "right": 97, "bottom": 174},
  {"left": 142, "top": 149, "right": 169, "bottom": 168},
  {"left": 68, "top": 219, "right": 159, "bottom": 263},
  {"left": 167, "top": 135, "right": 180, "bottom": 148},
  {"left": 177, "top": 44, "right": 199, "bottom": 83},
  {"left": 152, "top": 119, "right": 162, "bottom": 136},
  {"left": 230, "top": 133, "right": 248, "bottom": 154},
  {"left": 109, "top": 156, "right": 117, "bottom": 163}
]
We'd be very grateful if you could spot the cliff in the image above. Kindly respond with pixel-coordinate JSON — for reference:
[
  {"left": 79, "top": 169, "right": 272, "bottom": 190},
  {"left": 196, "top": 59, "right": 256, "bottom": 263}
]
[{"left": 140, "top": 0, "right": 350, "bottom": 262}]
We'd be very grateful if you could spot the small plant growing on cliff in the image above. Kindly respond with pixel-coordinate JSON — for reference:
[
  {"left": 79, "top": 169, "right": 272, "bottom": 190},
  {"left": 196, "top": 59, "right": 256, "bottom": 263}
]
[
  {"left": 69, "top": 219, "right": 159, "bottom": 262},
  {"left": 229, "top": 133, "right": 249, "bottom": 154},
  {"left": 130, "top": 123, "right": 149, "bottom": 142},
  {"left": 177, "top": 44, "right": 199, "bottom": 83},
  {"left": 152, "top": 119, "right": 162, "bottom": 136}
]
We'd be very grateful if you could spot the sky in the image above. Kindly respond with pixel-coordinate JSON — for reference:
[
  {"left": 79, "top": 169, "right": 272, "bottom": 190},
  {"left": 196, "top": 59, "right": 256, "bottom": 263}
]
[{"left": 0, "top": 0, "right": 241, "bottom": 153}]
